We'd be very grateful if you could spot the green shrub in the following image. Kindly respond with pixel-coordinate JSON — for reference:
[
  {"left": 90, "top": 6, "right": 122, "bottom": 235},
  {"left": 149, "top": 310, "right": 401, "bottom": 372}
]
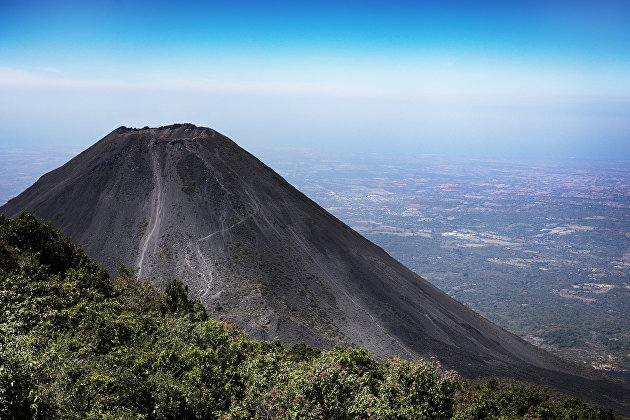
[{"left": 0, "top": 213, "right": 619, "bottom": 419}]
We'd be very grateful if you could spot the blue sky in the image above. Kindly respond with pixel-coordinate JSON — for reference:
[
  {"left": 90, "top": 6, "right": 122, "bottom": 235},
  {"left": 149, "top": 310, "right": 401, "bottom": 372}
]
[{"left": 1, "top": 0, "right": 629, "bottom": 158}]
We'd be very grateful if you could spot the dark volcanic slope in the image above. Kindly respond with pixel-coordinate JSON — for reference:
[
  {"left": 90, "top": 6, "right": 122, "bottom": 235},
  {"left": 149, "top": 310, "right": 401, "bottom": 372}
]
[{"left": 2, "top": 124, "right": 629, "bottom": 414}]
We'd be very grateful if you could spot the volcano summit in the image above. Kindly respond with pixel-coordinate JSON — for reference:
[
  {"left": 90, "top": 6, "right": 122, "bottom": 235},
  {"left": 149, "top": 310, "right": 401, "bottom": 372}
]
[{"left": 2, "top": 124, "right": 628, "bottom": 413}]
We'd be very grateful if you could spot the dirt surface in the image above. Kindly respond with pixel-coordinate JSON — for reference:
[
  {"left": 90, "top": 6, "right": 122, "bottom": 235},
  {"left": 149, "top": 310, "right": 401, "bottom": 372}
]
[{"left": 2, "top": 124, "right": 629, "bottom": 415}]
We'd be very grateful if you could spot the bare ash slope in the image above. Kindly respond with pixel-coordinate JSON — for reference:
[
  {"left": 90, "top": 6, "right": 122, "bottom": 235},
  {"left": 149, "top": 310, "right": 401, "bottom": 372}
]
[{"left": 2, "top": 124, "right": 629, "bottom": 414}]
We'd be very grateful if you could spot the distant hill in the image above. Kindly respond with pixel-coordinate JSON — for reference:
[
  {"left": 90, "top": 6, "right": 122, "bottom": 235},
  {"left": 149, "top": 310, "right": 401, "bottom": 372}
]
[{"left": 1, "top": 124, "right": 629, "bottom": 414}]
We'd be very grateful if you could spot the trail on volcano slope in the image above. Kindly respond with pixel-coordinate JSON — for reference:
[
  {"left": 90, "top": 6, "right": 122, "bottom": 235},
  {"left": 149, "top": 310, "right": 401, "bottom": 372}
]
[{"left": 136, "top": 148, "right": 164, "bottom": 279}]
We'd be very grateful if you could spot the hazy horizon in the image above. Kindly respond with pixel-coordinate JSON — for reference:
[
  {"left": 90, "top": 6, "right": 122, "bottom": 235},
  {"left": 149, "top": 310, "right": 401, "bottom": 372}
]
[{"left": 1, "top": 1, "right": 630, "bottom": 159}]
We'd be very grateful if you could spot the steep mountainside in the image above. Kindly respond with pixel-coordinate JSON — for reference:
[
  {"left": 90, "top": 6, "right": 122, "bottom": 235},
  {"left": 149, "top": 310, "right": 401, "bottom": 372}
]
[{"left": 2, "top": 124, "right": 628, "bottom": 413}]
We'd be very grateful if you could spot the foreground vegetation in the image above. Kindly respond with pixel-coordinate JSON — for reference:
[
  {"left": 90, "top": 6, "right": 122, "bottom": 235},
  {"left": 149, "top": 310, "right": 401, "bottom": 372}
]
[{"left": 0, "top": 213, "right": 617, "bottom": 419}]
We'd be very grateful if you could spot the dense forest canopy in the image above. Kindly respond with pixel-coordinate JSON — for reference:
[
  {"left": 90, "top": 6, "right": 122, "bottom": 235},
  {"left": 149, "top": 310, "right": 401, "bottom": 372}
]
[{"left": 0, "top": 213, "right": 617, "bottom": 418}]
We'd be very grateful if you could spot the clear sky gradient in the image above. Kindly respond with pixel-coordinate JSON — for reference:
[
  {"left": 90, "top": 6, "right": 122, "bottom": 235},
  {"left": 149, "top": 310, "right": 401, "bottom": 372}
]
[{"left": 1, "top": 0, "right": 629, "bottom": 158}]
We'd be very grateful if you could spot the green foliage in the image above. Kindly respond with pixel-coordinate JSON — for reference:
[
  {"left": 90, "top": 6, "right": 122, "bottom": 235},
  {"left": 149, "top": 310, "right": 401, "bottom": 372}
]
[
  {"left": 0, "top": 213, "right": 619, "bottom": 419},
  {"left": 453, "top": 379, "right": 616, "bottom": 420}
]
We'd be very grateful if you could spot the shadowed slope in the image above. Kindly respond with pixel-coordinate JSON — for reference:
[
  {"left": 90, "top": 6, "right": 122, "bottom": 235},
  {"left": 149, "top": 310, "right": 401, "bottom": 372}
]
[{"left": 2, "top": 124, "right": 629, "bottom": 414}]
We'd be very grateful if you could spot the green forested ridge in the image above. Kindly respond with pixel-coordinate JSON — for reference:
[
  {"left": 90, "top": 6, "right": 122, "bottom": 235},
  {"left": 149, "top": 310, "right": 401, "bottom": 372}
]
[{"left": 0, "top": 213, "right": 617, "bottom": 419}]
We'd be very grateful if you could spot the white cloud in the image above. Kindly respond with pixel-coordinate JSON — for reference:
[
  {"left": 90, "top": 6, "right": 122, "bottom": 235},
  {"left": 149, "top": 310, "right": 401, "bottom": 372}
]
[
  {"left": 0, "top": 67, "right": 373, "bottom": 98},
  {"left": 0, "top": 67, "right": 127, "bottom": 90},
  {"left": 31, "top": 66, "right": 62, "bottom": 74}
]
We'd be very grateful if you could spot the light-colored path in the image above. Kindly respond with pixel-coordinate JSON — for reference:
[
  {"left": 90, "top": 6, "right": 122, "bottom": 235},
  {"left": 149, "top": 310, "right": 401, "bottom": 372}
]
[{"left": 137, "top": 148, "right": 164, "bottom": 279}]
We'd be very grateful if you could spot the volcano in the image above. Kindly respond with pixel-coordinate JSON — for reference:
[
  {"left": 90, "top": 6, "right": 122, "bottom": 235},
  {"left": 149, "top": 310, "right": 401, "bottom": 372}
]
[{"left": 2, "top": 124, "right": 628, "bottom": 413}]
